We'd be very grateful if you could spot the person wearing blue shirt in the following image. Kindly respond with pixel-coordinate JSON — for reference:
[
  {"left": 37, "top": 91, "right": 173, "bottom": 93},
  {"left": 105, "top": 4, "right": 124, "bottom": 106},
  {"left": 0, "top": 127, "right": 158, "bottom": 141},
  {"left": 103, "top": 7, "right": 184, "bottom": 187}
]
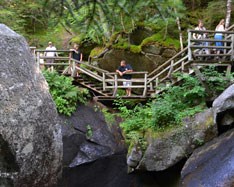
[{"left": 116, "top": 60, "right": 133, "bottom": 96}]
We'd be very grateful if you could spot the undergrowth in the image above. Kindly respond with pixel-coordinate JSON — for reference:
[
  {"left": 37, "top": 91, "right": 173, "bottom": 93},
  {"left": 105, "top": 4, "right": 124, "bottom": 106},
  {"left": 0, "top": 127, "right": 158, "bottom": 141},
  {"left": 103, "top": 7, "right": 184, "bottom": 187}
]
[
  {"left": 113, "top": 68, "right": 234, "bottom": 148},
  {"left": 43, "top": 70, "right": 90, "bottom": 116}
]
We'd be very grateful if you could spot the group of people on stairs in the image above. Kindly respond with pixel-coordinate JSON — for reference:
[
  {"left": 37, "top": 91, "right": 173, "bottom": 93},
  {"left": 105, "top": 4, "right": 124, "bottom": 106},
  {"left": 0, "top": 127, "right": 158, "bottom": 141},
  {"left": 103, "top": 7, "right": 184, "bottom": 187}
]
[{"left": 192, "top": 19, "right": 226, "bottom": 58}]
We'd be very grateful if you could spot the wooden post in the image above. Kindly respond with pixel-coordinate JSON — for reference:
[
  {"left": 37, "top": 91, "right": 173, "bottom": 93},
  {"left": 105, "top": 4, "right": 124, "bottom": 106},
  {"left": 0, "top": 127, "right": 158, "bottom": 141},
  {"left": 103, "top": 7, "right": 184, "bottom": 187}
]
[
  {"left": 71, "top": 60, "right": 76, "bottom": 77},
  {"left": 143, "top": 72, "right": 147, "bottom": 97},
  {"left": 188, "top": 30, "right": 192, "bottom": 61},
  {"left": 155, "top": 77, "right": 159, "bottom": 94},
  {"left": 226, "top": 64, "right": 231, "bottom": 77},
  {"left": 102, "top": 73, "right": 106, "bottom": 91},
  {"left": 113, "top": 74, "right": 118, "bottom": 96},
  {"left": 167, "top": 60, "right": 174, "bottom": 77}
]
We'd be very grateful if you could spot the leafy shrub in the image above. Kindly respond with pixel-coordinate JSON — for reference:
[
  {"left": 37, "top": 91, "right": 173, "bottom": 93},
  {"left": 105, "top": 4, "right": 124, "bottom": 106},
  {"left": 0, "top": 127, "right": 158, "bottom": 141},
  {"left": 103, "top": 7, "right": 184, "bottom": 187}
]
[
  {"left": 115, "top": 74, "right": 206, "bottom": 145},
  {"left": 43, "top": 70, "right": 90, "bottom": 116},
  {"left": 202, "top": 66, "right": 234, "bottom": 96}
]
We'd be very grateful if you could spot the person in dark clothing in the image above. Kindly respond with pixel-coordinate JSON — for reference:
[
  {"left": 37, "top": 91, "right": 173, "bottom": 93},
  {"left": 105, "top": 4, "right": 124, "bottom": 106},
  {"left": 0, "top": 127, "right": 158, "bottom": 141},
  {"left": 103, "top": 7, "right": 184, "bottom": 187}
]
[
  {"left": 116, "top": 60, "right": 133, "bottom": 96},
  {"left": 69, "top": 44, "right": 83, "bottom": 77}
]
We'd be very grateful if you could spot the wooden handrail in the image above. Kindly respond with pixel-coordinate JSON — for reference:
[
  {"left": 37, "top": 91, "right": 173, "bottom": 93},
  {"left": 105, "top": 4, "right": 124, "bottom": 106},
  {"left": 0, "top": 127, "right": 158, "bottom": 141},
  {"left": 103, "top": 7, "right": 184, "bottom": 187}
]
[
  {"left": 188, "top": 29, "right": 234, "bottom": 34},
  {"left": 106, "top": 71, "right": 148, "bottom": 75},
  {"left": 148, "top": 46, "right": 188, "bottom": 77},
  {"left": 32, "top": 23, "right": 234, "bottom": 98}
]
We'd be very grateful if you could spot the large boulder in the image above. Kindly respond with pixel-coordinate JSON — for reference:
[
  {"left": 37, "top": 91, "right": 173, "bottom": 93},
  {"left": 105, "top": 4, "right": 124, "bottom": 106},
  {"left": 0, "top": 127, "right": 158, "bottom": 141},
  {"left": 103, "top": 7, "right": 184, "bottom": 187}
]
[
  {"left": 0, "top": 24, "right": 62, "bottom": 186},
  {"left": 128, "top": 109, "right": 217, "bottom": 171},
  {"left": 181, "top": 128, "right": 234, "bottom": 187},
  {"left": 59, "top": 101, "right": 126, "bottom": 167},
  {"left": 95, "top": 47, "right": 176, "bottom": 74},
  {"left": 213, "top": 84, "right": 234, "bottom": 131}
]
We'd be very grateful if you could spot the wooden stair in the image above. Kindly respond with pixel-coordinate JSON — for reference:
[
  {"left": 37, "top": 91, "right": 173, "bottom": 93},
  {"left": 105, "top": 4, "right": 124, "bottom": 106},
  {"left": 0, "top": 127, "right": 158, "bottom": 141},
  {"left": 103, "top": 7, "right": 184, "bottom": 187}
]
[{"left": 73, "top": 76, "right": 112, "bottom": 97}]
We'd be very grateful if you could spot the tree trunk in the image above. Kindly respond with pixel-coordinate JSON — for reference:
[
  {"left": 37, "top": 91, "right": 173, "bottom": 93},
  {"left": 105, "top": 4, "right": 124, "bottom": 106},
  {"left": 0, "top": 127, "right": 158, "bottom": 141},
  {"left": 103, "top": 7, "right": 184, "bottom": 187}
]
[
  {"left": 174, "top": 8, "right": 183, "bottom": 51},
  {"left": 176, "top": 16, "right": 183, "bottom": 51},
  {"left": 225, "top": 0, "right": 232, "bottom": 28}
]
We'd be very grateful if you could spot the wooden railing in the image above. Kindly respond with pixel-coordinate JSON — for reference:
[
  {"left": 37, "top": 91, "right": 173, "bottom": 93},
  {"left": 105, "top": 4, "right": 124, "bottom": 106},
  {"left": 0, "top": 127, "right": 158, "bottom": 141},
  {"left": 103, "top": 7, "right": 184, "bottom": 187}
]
[
  {"left": 35, "top": 50, "right": 148, "bottom": 97},
  {"left": 33, "top": 25, "right": 234, "bottom": 98},
  {"left": 146, "top": 28, "right": 234, "bottom": 94},
  {"left": 104, "top": 72, "right": 148, "bottom": 97},
  {"left": 188, "top": 29, "right": 234, "bottom": 61},
  {"left": 147, "top": 46, "right": 189, "bottom": 93}
]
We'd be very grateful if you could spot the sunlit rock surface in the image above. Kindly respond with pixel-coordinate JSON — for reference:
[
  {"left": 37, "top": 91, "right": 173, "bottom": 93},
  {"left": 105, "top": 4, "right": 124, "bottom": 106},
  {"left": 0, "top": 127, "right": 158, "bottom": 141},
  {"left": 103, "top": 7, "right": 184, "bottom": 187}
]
[{"left": 0, "top": 24, "right": 62, "bottom": 187}]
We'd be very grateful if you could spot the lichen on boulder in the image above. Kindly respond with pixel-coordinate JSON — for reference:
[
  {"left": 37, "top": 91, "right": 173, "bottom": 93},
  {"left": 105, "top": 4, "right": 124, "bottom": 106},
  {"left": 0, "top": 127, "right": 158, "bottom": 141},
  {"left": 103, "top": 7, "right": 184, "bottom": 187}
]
[{"left": 0, "top": 24, "right": 62, "bottom": 187}]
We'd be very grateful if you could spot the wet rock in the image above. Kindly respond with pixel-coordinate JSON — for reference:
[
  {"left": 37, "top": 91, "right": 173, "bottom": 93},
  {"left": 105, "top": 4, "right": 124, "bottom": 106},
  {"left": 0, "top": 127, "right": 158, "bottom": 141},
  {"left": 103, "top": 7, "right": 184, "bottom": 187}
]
[
  {"left": 181, "top": 128, "right": 234, "bottom": 187},
  {"left": 213, "top": 84, "right": 234, "bottom": 132},
  {"left": 0, "top": 24, "right": 62, "bottom": 187},
  {"left": 58, "top": 154, "right": 137, "bottom": 187},
  {"left": 133, "top": 109, "right": 217, "bottom": 171},
  {"left": 127, "top": 145, "right": 143, "bottom": 168},
  {"left": 60, "top": 102, "right": 126, "bottom": 168}
]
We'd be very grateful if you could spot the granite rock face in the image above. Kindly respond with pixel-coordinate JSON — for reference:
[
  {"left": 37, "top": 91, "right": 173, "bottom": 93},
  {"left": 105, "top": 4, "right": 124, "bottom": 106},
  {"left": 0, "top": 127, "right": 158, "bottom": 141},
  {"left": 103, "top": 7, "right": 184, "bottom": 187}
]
[
  {"left": 213, "top": 84, "right": 234, "bottom": 130},
  {"left": 181, "top": 128, "right": 234, "bottom": 187},
  {"left": 60, "top": 102, "right": 125, "bottom": 168},
  {"left": 0, "top": 24, "right": 62, "bottom": 186}
]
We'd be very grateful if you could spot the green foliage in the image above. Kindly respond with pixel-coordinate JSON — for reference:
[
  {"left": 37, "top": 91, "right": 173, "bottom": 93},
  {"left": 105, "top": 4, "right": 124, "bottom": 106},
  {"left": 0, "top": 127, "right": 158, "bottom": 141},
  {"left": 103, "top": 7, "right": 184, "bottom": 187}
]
[
  {"left": 116, "top": 74, "right": 206, "bottom": 146},
  {"left": 86, "top": 124, "right": 93, "bottom": 139},
  {"left": 202, "top": 66, "right": 234, "bottom": 95},
  {"left": 142, "top": 33, "right": 180, "bottom": 49},
  {"left": 130, "top": 45, "right": 142, "bottom": 53},
  {"left": 102, "top": 108, "right": 115, "bottom": 125},
  {"left": 42, "top": 70, "right": 90, "bottom": 116},
  {"left": 90, "top": 47, "right": 106, "bottom": 58},
  {"left": 112, "top": 37, "right": 129, "bottom": 50}
]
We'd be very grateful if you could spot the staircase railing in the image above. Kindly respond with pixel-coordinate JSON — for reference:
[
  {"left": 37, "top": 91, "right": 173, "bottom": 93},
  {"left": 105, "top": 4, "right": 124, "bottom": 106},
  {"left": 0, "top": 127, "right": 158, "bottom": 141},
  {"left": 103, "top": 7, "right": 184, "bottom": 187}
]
[
  {"left": 147, "top": 46, "right": 189, "bottom": 93},
  {"left": 104, "top": 71, "right": 148, "bottom": 97},
  {"left": 188, "top": 29, "right": 234, "bottom": 61},
  {"left": 146, "top": 25, "right": 234, "bottom": 94}
]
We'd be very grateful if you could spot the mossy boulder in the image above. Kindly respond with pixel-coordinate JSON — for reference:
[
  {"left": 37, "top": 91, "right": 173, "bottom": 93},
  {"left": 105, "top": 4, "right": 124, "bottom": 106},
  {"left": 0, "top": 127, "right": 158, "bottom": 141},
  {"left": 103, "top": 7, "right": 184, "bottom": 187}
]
[
  {"left": 130, "top": 27, "right": 154, "bottom": 45},
  {"left": 95, "top": 47, "right": 176, "bottom": 74},
  {"left": 142, "top": 45, "right": 163, "bottom": 55},
  {"left": 127, "top": 108, "right": 217, "bottom": 172}
]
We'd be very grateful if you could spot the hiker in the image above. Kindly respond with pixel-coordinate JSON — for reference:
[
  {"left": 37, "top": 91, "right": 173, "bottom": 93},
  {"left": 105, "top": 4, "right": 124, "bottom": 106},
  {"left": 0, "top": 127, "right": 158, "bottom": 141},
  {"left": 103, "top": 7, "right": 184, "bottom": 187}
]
[
  {"left": 69, "top": 44, "right": 83, "bottom": 77},
  {"left": 193, "top": 20, "right": 210, "bottom": 58},
  {"left": 214, "top": 19, "right": 225, "bottom": 57},
  {"left": 44, "top": 41, "right": 58, "bottom": 70},
  {"left": 116, "top": 60, "right": 133, "bottom": 96}
]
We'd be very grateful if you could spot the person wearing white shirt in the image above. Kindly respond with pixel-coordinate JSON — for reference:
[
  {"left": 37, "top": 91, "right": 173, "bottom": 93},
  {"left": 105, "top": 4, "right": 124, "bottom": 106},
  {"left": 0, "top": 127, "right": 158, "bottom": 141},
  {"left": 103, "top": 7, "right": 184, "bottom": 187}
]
[
  {"left": 44, "top": 42, "right": 58, "bottom": 66},
  {"left": 193, "top": 20, "right": 210, "bottom": 57}
]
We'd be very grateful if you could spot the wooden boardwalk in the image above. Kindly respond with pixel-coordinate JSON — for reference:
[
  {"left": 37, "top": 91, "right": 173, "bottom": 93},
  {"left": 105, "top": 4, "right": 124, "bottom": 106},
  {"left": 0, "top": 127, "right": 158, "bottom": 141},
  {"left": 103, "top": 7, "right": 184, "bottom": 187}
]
[{"left": 32, "top": 25, "right": 234, "bottom": 101}]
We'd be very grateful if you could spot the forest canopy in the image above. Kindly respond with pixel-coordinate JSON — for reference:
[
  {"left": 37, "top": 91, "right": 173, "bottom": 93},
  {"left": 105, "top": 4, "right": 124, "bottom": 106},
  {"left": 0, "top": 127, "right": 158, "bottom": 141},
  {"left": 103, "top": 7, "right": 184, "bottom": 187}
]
[{"left": 0, "top": 0, "right": 232, "bottom": 47}]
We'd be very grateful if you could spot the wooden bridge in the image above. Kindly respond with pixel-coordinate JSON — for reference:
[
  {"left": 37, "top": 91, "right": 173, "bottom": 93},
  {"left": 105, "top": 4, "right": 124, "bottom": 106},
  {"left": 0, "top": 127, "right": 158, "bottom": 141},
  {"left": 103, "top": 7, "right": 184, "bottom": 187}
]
[{"left": 32, "top": 25, "right": 234, "bottom": 101}]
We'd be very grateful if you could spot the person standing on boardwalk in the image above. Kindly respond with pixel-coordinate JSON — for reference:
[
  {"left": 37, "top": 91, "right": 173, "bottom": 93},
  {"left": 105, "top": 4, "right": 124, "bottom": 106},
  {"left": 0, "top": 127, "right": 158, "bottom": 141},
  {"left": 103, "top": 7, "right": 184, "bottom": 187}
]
[
  {"left": 116, "top": 60, "right": 133, "bottom": 96},
  {"left": 44, "top": 41, "right": 58, "bottom": 70},
  {"left": 214, "top": 19, "right": 225, "bottom": 56},
  {"left": 69, "top": 44, "right": 83, "bottom": 77},
  {"left": 193, "top": 20, "right": 210, "bottom": 56}
]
